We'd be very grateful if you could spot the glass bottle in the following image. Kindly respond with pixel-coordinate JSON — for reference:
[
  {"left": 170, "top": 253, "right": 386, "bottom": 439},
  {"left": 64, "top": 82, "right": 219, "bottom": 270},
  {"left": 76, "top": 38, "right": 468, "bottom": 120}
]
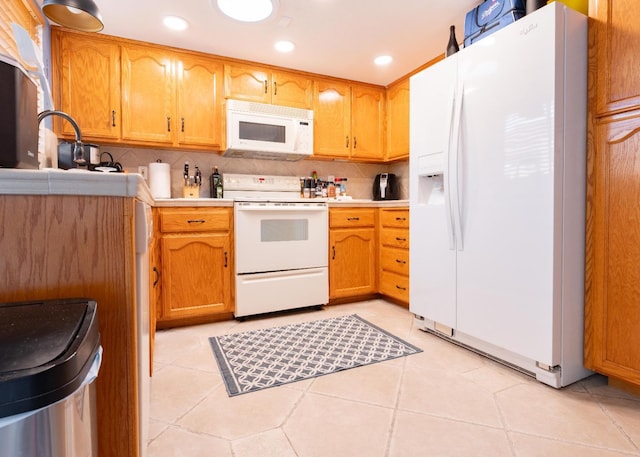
[
  {"left": 210, "top": 166, "right": 222, "bottom": 198},
  {"left": 446, "top": 25, "right": 460, "bottom": 57}
]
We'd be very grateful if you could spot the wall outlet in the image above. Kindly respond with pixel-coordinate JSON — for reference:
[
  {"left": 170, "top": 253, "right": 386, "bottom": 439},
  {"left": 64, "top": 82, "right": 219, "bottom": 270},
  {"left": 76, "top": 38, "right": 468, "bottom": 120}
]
[{"left": 138, "top": 166, "right": 148, "bottom": 181}]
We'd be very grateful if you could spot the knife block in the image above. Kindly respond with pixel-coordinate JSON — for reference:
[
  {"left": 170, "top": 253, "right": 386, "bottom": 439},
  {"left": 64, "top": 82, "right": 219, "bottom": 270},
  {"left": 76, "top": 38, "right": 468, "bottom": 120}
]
[{"left": 182, "top": 184, "right": 200, "bottom": 198}]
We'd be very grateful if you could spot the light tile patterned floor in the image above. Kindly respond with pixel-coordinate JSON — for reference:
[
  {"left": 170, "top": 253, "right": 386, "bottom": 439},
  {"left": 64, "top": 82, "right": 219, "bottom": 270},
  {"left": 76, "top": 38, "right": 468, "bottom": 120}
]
[{"left": 148, "top": 299, "right": 640, "bottom": 457}]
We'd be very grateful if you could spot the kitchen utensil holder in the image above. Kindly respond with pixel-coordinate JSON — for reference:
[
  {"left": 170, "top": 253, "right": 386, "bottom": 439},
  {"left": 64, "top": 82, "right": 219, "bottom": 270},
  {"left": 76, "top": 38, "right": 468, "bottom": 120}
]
[{"left": 182, "top": 184, "right": 200, "bottom": 198}]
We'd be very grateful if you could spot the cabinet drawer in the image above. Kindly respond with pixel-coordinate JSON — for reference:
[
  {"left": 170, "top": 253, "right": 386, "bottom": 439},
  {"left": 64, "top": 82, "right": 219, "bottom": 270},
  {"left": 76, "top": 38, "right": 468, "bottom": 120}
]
[
  {"left": 330, "top": 208, "right": 376, "bottom": 228},
  {"left": 380, "top": 209, "right": 409, "bottom": 228},
  {"left": 159, "top": 208, "right": 231, "bottom": 233},
  {"left": 381, "top": 228, "right": 409, "bottom": 249},
  {"left": 379, "top": 270, "right": 409, "bottom": 303},
  {"left": 380, "top": 246, "right": 409, "bottom": 276}
]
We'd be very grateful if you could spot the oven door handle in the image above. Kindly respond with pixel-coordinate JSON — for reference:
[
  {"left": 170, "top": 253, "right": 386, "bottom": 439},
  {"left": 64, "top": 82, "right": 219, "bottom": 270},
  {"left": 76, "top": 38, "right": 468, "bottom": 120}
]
[{"left": 236, "top": 205, "right": 327, "bottom": 212}]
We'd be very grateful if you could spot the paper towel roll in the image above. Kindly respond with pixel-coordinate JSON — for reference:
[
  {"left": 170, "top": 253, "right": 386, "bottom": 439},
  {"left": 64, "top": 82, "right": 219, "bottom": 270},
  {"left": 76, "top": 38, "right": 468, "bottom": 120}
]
[{"left": 149, "top": 162, "right": 171, "bottom": 198}]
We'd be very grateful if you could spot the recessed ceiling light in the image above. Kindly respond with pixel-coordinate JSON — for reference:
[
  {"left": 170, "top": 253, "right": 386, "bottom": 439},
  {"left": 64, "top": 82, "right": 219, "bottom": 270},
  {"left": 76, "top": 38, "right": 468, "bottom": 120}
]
[
  {"left": 374, "top": 55, "right": 393, "bottom": 66},
  {"left": 274, "top": 40, "right": 295, "bottom": 53},
  {"left": 163, "top": 16, "right": 189, "bottom": 31},
  {"left": 217, "top": 0, "right": 277, "bottom": 22}
]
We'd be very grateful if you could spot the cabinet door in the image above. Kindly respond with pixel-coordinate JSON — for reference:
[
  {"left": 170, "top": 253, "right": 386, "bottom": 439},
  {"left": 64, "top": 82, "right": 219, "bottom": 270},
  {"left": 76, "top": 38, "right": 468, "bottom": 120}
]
[
  {"left": 351, "top": 84, "right": 385, "bottom": 161},
  {"left": 56, "top": 32, "right": 121, "bottom": 139},
  {"left": 379, "top": 270, "right": 409, "bottom": 303},
  {"left": 385, "top": 78, "right": 410, "bottom": 160},
  {"left": 329, "top": 228, "right": 377, "bottom": 299},
  {"left": 160, "top": 233, "right": 231, "bottom": 320},
  {"left": 585, "top": 112, "right": 640, "bottom": 385},
  {"left": 224, "top": 63, "right": 270, "bottom": 103},
  {"left": 148, "top": 231, "right": 160, "bottom": 376},
  {"left": 176, "top": 55, "right": 224, "bottom": 148},
  {"left": 313, "top": 79, "right": 351, "bottom": 158},
  {"left": 593, "top": 0, "right": 640, "bottom": 115},
  {"left": 271, "top": 70, "right": 312, "bottom": 109},
  {"left": 121, "top": 45, "right": 175, "bottom": 144}
]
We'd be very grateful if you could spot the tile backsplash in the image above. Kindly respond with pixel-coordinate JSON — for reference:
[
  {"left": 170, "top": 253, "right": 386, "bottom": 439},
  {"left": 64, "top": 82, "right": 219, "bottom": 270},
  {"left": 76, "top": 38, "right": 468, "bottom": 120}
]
[{"left": 103, "top": 146, "right": 409, "bottom": 200}]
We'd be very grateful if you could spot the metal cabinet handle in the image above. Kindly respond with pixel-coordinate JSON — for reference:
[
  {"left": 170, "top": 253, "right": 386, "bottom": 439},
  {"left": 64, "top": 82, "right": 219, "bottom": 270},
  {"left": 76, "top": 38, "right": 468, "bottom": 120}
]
[
  {"left": 181, "top": 117, "right": 185, "bottom": 132},
  {"left": 354, "top": 137, "right": 357, "bottom": 149},
  {"left": 167, "top": 116, "right": 171, "bottom": 132},
  {"left": 152, "top": 266, "right": 160, "bottom": 287},
  {"left": 332, "top": 246, "right": 336, "bottom": 260},
  {"left": 396, "top": 237, "right": 407, "bottom": 242},
  {"left": 187, "top": 219, "right": 206, "bottom": 224},
  {"left": 274, "top": 81, "right": 277, "bottom": 95},
  {"left": 224, "top": 251, "right": 228, "bottom": 268},
  {"left": 345, "top": 136, "right": 349, "bottom": 148},
  {"left": 347, "top": 217, "right": 360, "bottom": 221},
  {"left": 264, "top": 79, "right": 268, "bottom": 94},
  {"left": 395, "top": 217, "right": 407, "bottom": 221},
  {"left": 395, "top": 285, "right": 407, "bottom": 291},
  {"left": 395, "top": 259, "right": 407, "bottom": 264},
  {"left": 111, "top": 110, "right": 116, "bottom": 127}
]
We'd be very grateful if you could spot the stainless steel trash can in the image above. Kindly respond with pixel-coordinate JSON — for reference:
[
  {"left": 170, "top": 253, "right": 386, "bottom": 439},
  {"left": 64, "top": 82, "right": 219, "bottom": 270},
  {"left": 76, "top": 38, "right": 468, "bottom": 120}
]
[{"left": 0, "top": 298, "right": 101, "bottom": 457}]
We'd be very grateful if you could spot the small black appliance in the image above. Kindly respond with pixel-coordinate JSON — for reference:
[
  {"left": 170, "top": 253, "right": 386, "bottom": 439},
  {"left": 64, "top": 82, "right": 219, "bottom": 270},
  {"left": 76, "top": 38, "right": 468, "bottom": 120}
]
[
  {"left": 0, "top": 60, "right": 38, "bottom": 169},
  {"left": 373, "top": 173, "right": 399, "bottom": 201}
]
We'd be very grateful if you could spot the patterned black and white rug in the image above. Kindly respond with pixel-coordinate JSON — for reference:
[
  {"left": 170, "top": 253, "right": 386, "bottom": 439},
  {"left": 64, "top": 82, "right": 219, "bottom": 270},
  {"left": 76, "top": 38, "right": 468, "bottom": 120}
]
[{"left": 209, "top": 314, "right": 422, "bottom": 396}]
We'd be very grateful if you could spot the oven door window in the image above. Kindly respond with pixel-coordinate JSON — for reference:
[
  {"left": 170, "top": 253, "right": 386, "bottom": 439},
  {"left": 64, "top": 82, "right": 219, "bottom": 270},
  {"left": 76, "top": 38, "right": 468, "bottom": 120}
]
[
  {"left": 262, "top": 219, "right": 308, "bottom": 242},
  {"left": 239, "top": 121, "right": 286, "bottom": 144}
]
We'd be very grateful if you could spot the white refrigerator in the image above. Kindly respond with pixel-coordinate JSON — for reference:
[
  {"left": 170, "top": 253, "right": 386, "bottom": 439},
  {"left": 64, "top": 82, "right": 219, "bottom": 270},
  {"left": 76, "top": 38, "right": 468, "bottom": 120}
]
[{"left": 409, "top": 3, "right": 591, "bottom": 387}]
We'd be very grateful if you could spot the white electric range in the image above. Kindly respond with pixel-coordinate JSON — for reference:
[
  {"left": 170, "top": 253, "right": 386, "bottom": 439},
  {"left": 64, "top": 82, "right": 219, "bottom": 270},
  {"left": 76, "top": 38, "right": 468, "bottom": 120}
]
[{"left": 224, "top": 173, "right": 328, "bottom": 318}]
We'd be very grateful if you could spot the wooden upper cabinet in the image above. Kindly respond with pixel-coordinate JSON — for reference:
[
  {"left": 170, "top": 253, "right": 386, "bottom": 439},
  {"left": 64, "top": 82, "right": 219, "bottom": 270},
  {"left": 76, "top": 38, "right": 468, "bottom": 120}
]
[
  {"left": 53, "top": 30, "right": 121, "bottom": 140},
  {"left": 224, "top": 63, "right": 312, "bottom": 109},
  {"left": 313, "top": 79, "right": 351, "bottom": 158},
  {"left": 270, "top": 70, "right": 313, "bottom": 109},
  {"left": 121, "top": 45, "right": 175, "bottom": 144},
  {"left": 385, "top": 78, "right": 410, "bottom": 161},
  {"left": 313, "top": 80, "right": 385, "bottom": 161},
  {"left": 593, "top": 0, "right": 640, "bottom": 116},
  {"left": 176, "top": 56, "right": 224, "bottom": 149},
  {"left": 350, "top": 84, "right": 385, "bottom": 161},
  {"left": 224, "top": 63, "right": 270, "bottom": 103},
  {"left": 52, "top": 29, "right": 225, "bottom": 150}
]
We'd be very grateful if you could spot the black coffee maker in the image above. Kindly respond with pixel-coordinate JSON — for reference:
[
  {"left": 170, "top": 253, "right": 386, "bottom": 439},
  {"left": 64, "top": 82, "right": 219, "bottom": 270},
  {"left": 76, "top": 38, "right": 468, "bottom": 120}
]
[{"left": 373, "top": 173, "right": 399, "bottom": 200}]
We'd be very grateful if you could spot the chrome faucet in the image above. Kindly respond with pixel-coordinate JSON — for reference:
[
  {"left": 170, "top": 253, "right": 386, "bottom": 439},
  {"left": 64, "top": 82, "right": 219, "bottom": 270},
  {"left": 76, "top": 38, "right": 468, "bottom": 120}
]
[{"left": 37, "top": 110, "right": 86, "bottom": 164}]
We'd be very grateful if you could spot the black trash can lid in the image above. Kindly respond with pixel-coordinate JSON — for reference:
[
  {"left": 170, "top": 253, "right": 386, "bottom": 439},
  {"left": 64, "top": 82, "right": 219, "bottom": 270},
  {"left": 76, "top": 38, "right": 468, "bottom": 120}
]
[{"left": 0, "top": 298, "right": 100, "bottom": 418}]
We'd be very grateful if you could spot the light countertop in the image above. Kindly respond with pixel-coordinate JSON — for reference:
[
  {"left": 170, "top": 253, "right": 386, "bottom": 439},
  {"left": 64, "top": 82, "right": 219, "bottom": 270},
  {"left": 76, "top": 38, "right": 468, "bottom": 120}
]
[
  {"left": 0, "top": 169, "right": 408, "bottom": 208},
  {"left": 0, "top": 168, "right": 154, "bottom": 205},
  {"left": 327, "top": 199, "right": 408, "bottom": 208},
  {"left": 154, "top": 198, "right": 234, "bottom": 207}
]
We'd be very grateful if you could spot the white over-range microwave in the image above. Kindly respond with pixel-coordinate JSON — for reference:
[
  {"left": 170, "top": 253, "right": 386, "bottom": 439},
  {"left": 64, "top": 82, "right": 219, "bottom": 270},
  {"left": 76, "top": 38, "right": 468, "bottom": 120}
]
[{"left": 224, "top": 99, "right": 314, "bottom": 161}]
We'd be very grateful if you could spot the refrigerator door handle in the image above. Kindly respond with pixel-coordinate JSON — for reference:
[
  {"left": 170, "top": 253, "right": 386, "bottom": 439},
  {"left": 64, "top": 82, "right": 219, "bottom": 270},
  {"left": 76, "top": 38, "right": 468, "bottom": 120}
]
[
  {"left": 452, "top": 79, "right": 464, "bottom": 251},
  {"left": 444, "top": 87, "right": 457, "bottom": 251}
]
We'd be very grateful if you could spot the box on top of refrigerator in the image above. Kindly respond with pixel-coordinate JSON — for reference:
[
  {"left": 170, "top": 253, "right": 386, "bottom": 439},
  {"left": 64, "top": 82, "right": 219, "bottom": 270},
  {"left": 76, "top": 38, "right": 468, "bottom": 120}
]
[{"left": 464, "top": 0, "right": 526, "bottom": 48}]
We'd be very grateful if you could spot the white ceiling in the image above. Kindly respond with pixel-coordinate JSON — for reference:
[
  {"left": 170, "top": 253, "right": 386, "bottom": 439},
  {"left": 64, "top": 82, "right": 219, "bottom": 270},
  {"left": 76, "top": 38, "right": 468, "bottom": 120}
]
[{"left": 95, "top": 0, "right": 480, "bottom": 87}]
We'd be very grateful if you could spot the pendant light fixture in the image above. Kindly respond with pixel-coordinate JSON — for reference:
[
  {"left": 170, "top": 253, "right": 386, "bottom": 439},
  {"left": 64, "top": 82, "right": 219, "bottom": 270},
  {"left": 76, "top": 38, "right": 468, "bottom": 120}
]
[{"left": 42, "top": 0, "right": 104, "bottom": 33}]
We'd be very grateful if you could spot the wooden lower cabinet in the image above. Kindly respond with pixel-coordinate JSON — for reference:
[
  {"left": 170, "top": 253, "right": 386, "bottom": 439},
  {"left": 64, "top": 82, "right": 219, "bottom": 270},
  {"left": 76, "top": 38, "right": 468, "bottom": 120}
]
[
  {"left": 585, "top": 112, "right": 640, "bottom": 388},
  {"left": 378, "top": 208, "right": 410, "bottom": 304},
  {"left": 156, "top": 207, "right": 233, "bottom": 326},
  {"left": 0, "top": 195, "right": 140, "bottom": 457},
  {"left": 329, "top": 208, "right": 377, "bottom": 299}
]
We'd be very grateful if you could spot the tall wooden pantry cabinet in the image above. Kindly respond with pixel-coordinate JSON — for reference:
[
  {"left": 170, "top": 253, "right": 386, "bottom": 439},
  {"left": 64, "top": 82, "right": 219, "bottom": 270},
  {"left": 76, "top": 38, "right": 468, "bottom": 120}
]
[{"left": 584, "top": 0, "right": 640, "bottom": 392}]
